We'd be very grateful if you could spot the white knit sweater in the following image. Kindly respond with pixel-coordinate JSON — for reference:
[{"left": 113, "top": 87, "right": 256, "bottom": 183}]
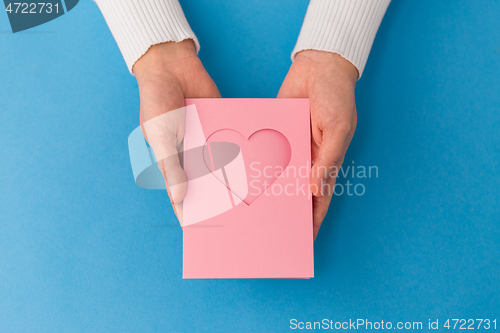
[{"left": 95, "top": 0, "right": 390, "bottom": 78}]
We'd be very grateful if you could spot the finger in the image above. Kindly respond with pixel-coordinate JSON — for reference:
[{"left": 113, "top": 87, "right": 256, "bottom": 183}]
[
  {"left": 159, "top": 157, "right": 187, "bottom": 204},
  {"left": 151, "top": 124, "right": 187, "bottom": 226},
  {"left": 143, "top": 104, "right": 188, "bottom": 202},
  {"left": 312, "top": 175, "right": 336, "bottom": 240},
  {"left": 172, "top": 201, "right": 184, "bottom": 227},
  {"left": 276, "top": 78, "right": 307, "bottom": 99},
  {"left": 162, "top": 173, "right": 184, "bottom": 227},
  {"left": 310, "top": 120, "right": 354, "bottom": 197},
  {"left": 176, "top": 202, "right": 183, "bottom": 227},
  {"left": 277, "top": 85, "right": 297, "bottom": 98},
  {"left": 189, "top": 77, "right": 221, "bottom": 98},
  {"left": 139, "top": 88, "right": 187, "bottom": 227},
  {"left": 183, "top": 61, "right": 222, "bottom": 99},
  {"left": 192, "top": 80, "right": 221, "bottom": 98}
]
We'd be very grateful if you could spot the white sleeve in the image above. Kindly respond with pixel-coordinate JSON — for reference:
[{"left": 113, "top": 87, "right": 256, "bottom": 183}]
[
  {"left": 94, "top": 0, "right": 199, "bottom": 73},
  {"left": 292, "top": 0, "right": 391, "bottom": 78}
]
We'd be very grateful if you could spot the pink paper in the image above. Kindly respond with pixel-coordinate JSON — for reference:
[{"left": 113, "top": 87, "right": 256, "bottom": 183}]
[{"left": 183, "top": 99, "right": 314, "bottom": 279}]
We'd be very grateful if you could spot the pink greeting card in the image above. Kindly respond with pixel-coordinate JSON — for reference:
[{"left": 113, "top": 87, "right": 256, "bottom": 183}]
[{"left": 182, "top": 99, "right": 314, "bottom": 279}]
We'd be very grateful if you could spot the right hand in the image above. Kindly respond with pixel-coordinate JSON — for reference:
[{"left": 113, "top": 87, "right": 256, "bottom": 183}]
[{"left": 133, "top": 40, "right": 221, "bottom": 225}]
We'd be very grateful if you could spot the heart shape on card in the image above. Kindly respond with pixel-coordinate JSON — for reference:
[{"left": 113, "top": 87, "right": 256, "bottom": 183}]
[{"left": 202, "top": 129, "right": 291, "bottom": 205}]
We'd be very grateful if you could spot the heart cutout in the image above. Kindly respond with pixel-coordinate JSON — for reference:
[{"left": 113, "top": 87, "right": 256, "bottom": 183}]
[{"left": 203, "top": 129, "right": 291, "bottom": 205}]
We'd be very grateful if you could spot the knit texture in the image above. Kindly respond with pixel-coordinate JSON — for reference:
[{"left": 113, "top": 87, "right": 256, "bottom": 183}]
[
  {"left": 292, "top": 0, "right": 391, "bottom": 78},
  {"left": 95, "top": 0, "right": 199, "bottom": 73}
]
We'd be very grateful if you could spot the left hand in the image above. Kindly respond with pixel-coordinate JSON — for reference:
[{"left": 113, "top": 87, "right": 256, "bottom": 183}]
[
  {"left": 134, "top": 40, "right": 221, "bottom": 225},
  {"left": 278, "top": 50, "right": 358, "bottom": 240}
]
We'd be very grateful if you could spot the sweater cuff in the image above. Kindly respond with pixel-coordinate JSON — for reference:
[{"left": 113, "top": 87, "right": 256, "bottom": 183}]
[
  {"left": 95, "top": 0, "right": 199, "bottom": 74},
  {"left": 292, "top": 0, "right": 391, "bottom": 78}
]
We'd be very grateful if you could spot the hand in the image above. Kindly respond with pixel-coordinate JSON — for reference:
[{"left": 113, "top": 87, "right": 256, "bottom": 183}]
[
  {"left": 134, "top": 40, "right": 221, "bottom": 225},
  {"left": 278, "top": 50, "right": 358, "bottom": 240}
]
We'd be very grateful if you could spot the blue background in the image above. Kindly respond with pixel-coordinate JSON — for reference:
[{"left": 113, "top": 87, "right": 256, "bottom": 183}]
[{"left": 1, "top": 0, "right": 499, "bottom": 332}]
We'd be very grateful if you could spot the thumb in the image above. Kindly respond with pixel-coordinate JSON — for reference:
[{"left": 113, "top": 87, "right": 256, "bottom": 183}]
[
  {"left": 157, "top": 145, "right": 187, "bottom": 204},
  {"left": 142, "top": 106, "right": 188, "bottom": 204},
  {"left": 310, "top": 126, "right": 352, "bottom": 197}
]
